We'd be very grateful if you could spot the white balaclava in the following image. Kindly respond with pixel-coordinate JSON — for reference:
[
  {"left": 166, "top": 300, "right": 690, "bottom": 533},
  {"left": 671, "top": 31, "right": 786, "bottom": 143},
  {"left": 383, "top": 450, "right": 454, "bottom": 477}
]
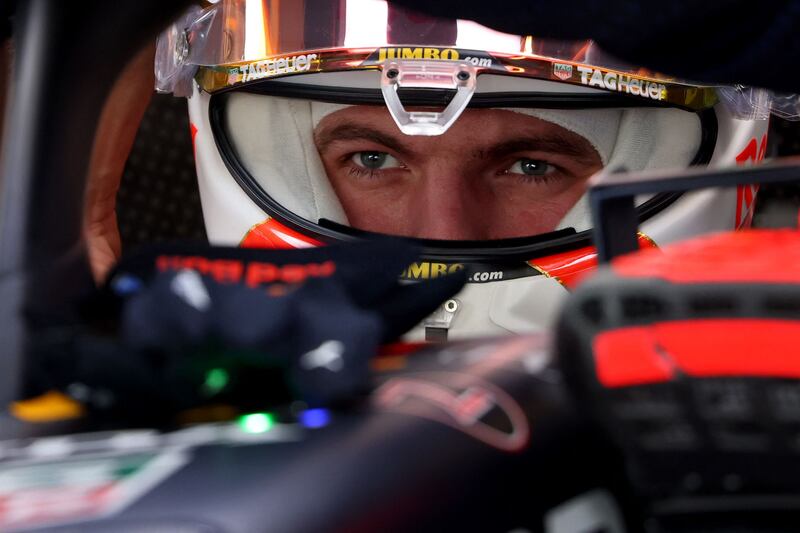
[{"left": 225, "top": 93, "right": 702, "bottom": 233}]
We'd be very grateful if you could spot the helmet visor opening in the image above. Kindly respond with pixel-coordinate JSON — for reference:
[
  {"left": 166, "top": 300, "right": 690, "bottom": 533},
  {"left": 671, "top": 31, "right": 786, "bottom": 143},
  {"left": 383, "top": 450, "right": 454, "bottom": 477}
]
[{"left": 209, "top": 77, "right": 714, "bottom": 253}]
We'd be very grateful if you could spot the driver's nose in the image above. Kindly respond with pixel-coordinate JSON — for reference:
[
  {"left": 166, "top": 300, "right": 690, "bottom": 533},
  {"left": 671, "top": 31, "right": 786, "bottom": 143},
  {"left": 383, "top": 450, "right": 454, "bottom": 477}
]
[{"left": 407, "top": 169, "right": 488, "bottom": 240}]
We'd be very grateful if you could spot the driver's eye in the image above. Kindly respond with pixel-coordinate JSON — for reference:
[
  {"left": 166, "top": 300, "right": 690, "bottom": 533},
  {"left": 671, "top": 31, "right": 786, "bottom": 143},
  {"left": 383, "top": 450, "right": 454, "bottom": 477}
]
[
  {"left": 510, "top": 158, "right": 553, "bottom": 176},
  {"left": 352, "top": 151, "right": 400, "bottom": 170}
]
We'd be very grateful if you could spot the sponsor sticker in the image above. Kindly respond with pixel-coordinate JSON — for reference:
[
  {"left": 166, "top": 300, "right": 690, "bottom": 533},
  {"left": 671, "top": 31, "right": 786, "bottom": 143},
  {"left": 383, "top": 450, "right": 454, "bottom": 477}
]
[
  {"left": 400, "top": 261, "right": 545, "bottom": 283},
  {"left": 374, "top": 336, "right": 542, "bottom": 452},
  {"left": 0, "top": 422, "right": 301, "bottom": 531},
  {"left": 377, "top": 47, "right": 461, "bottom": 61},
  {"left": 576, "top": 66, "right": 667, "bottom": 101},
  {"left": 0, "top": 450, "right": 188, "bottom": 532},
  {"left": 553, "top": 63, "right": 573, "bottom": 81},
  {"left": 401, "top": 261, "right": 464, "bottom": 280},
  {"left": 156, "top": 255, "right": 336, "bottom": 287},
  {"left": 368, "top": 47, "right": 493, "bottom": 67},
  {"left": 374, "top": 375, "right": 529, "bottom": 452},
  {"left": 238, "top": 53, "right": 318, "bottom": 83}
]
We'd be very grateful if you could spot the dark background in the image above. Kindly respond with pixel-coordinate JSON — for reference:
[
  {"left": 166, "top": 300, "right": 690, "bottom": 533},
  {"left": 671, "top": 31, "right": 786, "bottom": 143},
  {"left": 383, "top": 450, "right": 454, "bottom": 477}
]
[
  {"left": 116, "top": 94, "right": 800, "bottom": 250},
  {"left": 117, "top": 94, "right": 207, "bottom": 246}
]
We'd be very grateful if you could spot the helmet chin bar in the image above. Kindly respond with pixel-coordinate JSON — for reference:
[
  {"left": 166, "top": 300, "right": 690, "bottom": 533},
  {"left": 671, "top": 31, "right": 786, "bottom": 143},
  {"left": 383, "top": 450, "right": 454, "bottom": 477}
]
[{"left": 381, "top": 60, "right": 477, "bottom": 136}]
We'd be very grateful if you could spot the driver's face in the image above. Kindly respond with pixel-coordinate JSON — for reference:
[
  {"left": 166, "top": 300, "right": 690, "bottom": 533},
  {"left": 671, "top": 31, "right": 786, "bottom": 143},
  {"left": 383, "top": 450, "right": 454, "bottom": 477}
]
[{"left": 315, "top": 106, "right": 603, "bottom": 240}]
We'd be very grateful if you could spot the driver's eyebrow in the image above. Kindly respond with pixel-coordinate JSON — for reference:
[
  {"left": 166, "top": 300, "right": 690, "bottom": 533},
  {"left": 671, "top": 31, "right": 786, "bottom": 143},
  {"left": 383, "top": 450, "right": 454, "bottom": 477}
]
[
  {"left": 475, "top": 134, "right": 599, "bottom": 164},
  {"left": 314, "top": 124, "right": 409, "bottom": 157}
]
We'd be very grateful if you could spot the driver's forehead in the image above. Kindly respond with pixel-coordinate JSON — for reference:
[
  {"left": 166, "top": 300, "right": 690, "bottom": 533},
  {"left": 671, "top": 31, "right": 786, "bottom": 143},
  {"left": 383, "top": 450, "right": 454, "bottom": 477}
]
[{"left": 314, "top": 105, "right": 600, "bottom": 159}]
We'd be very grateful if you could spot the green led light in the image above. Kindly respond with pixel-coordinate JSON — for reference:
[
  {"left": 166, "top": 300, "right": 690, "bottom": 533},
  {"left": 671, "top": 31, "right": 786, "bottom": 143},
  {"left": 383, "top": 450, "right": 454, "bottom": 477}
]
[
  {"left": 238, "top": 413, "right": 274, "bottom": 434},
  {"left": 202, "top": 368, "right": 229, "bottom": 396}
]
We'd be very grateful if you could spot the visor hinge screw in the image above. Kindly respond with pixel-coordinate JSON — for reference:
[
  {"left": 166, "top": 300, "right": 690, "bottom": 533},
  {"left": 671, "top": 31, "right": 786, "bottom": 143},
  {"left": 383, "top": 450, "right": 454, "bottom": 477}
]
[
  {"left": 444, "top": 299, "right": 459, "bottom": 313},
  {"left": 457, "top": 71, "right": 470, "bottom": 81},
  {"left": 386, "top": 68, "right": 399, "bottom": 79}
]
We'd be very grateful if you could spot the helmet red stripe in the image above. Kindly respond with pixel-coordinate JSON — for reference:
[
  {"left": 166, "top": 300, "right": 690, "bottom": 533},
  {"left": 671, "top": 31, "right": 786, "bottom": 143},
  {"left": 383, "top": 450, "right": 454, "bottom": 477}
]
[{"left": 240, "top": 218, "right": 322, "bottom": 249}]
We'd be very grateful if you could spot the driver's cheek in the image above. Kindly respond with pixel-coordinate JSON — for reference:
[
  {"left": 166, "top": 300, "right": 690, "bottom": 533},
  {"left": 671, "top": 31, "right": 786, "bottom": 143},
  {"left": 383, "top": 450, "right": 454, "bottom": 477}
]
[
  {"left": 488, "top": 180, "right": 589, "bottom": 238},
  {"left": 494, "top": 200, "right": 568, "bottom": 238},
  {"left": 334, "top": 171, "right": 590, "bottom": 240},
  {"left": 335, "top": 181, "right": 417, "bottom": 236},
  {"left": 336, "top": 173, "right": 494, "bottom": 240}
]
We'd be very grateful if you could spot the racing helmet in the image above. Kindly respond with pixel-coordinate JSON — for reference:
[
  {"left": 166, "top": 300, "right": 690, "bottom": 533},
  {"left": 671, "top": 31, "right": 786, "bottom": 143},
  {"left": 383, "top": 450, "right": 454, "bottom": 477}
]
[{"left": 156, "top": 0, "right": 772, "bottom": 341}]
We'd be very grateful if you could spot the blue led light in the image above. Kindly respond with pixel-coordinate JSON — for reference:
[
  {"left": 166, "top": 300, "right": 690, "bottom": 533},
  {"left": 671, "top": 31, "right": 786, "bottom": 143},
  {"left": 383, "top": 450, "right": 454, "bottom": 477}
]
[
  {"left": 299, "top": 408, "right": 331, "bottom": 429},
  {"left": 111, "top": 274, "right": 143, "bottom": 296}
]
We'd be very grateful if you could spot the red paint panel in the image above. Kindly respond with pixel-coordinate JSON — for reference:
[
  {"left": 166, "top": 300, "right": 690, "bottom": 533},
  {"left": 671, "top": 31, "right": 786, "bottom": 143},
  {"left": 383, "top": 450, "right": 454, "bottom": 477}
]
[
  {"left": 613, "top": 229, "right": 800, "bottom": 284},
  {"left": 190, "top": 123, "right": 198, "bottom": 158},
  {"left": 529, "top": 245, "right": 597, "bottom": 289},
  {"left": 594, "top": 327, "right": 675, "bottom": 387},
  {"left": 530, "top": 235, "right": 657, "bottom": 289},
  {"left": 594, "top": 319, "right": 800, "bottom": 388},
  {"left": 379, "top": 342, "right": 427, "bottom": 357},
  {"left": 733, "top": 134, "right": 766, "bottom": 228}
]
